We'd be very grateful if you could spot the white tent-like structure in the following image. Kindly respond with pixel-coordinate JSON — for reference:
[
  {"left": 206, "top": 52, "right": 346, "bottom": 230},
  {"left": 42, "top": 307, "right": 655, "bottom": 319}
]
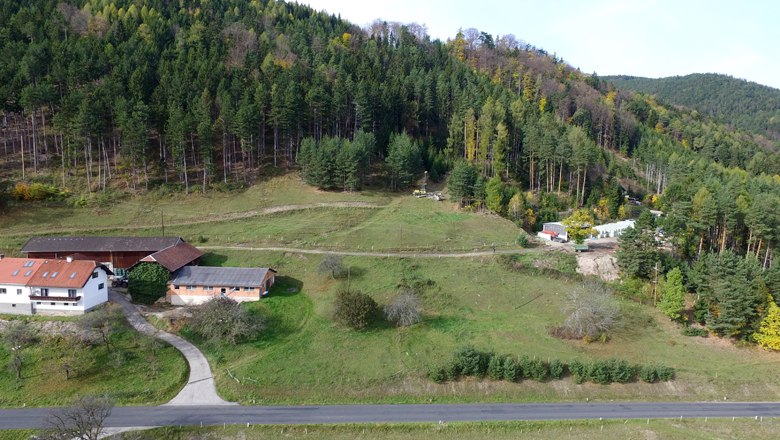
[{"left": 591, "top": 220, "right": 635, "bottom": 239}]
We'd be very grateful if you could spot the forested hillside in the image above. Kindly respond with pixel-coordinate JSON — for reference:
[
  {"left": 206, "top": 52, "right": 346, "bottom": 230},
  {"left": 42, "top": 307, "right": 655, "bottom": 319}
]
[
  {"left": 605, "top": 73, "right": 780, "bottom": 142},
  {"left": 3, "top": 0, "right": 780, "bottom": 343},
  {"left": 3, "top": 2, "right": 780, "bottom": 268}
]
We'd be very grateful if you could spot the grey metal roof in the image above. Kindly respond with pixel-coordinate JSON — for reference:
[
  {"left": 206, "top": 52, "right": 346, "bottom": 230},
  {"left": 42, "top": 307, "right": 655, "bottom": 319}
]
[
  {"left": 22, "top": 236, "right": 184, "bottom": 253},
  {"left": 170, "top": 266, "right": 275, "bottom": 288}
]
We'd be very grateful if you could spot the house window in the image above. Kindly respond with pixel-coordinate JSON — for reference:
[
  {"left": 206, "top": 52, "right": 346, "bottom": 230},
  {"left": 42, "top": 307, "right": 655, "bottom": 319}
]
[
  {"left": 50, "top": 302, "right": 55, "bottom": 306},
  {"left": 68, "top": 289, "right": 77, "bottom": 298},
  {"left": 205, "top": 286, "right": 214, "bottom": 290},
  {"left": 98, "top": 283, "right": 105, "bottom": 290},
  {"left": 0, "top": 288, "right": 6, "bottom": 294},
  {"left": 36, "top": 301, "right": 41, "bottom": 305},
  {"left": 91, "top": 271, "right": 99, "bottom": 279},
  {"left": 11, "top": 304, "right": 15, "bottom": 308},
  {"left": 244, "top": 287, "right": 254, "bottom": 292},
  {"left": 63, "top": 303, "right": 68, "bottom": 306},
  {"left": 16, "top": 289, "right": 21, "bottom": 295},
  {"left": 40, "top": 288, "right": 49, "bottom": 296},
  {"left": 186, "top": 285, "right": 195, "bottom": 290}
]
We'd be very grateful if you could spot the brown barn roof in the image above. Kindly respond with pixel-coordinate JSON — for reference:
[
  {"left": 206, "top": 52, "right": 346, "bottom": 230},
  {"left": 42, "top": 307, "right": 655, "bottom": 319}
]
[
  {"left": 137, "top": 242, "right": 204, "bottom": 272},
  {"left": 22, "top": 236, "right": 184, "bottom": 253}
]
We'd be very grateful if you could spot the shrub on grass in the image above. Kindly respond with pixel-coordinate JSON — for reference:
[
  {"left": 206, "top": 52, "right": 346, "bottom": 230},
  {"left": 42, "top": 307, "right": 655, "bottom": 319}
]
[
  {"left": 487, "top": 354, "right": 504, "bottom": 380},
  {"left": 333, "top": 288, "right": 379, "bottom": 330},
  {"left": 453, "top": 346, "right": 491, "bottom": 377},
  {"left": 188, "top": 296, "right": 266, "bottom": 345},
  {"left": 128, "top": 262, "right": 170, "bottom": 305},
  {"left": 607, "top": 358, "right": 635, "bottom": 383},
  {"left": 384, "top": 291, "right": 422, "bottom": 327},
  {"left": 569, "top": 360, "right": 586, "bottom": 384},
  {"left": 656, "top": 365, "right": 675, "bottom": 381},
  {"left": 682, "top": 326, "right": 708, "bottom": 337},
  {"left": 587, "top": 360, "right": 611, "bottom": 384},
  {"left": 526, "top": 358, "right": 549, "bottom": 382},
  {"left": 638, "top": 364, "right": 659, "bottom": 383},
  {"left": 549, "top": 359, "right": 565, "bottom": 380},
  {"left": 502, "top": 356, "right": 520, "bottom": 382}
]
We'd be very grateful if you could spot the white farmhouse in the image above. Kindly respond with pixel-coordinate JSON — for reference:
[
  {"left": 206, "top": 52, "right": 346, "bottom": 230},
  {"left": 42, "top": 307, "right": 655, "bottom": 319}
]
[{"left": 0, "top": 256, "right": 111, "bottom": 315}]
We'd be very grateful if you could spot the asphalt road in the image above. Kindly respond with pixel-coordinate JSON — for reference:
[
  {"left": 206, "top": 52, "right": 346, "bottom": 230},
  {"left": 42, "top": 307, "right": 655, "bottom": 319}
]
[{"left": 4, "top": 402, "right": 780, "bottom": 430}]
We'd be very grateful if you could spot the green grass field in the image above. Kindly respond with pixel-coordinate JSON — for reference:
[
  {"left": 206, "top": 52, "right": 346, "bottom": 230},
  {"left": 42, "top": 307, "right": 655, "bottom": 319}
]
[
  {"left": 2, "top": 173, "right": 780, "bottom": 408},
  {"left": 192, "top": 250, "right": 780, "bottom": 405},
  {"left": 0, "top": 321, "right": 188, "bottom": 408}
]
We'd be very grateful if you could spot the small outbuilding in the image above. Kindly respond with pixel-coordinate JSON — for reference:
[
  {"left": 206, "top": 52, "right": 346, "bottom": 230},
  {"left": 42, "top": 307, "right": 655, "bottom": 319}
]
[
  {"left": 167, "top": 266, "right": 277, "bottom": 305},
  {"left": 538, "top": 222, "right": 569, "bottom": 242}
]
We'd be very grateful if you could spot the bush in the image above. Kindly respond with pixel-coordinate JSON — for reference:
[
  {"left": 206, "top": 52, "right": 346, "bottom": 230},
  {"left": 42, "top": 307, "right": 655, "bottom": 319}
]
[
  {"left": 587, "top": 360, "right": 611, "bottom": 384},
  {"left": 607, "top": 358, "right": 635, "bottom": 383},
  {"left": 188, "top": 296, "right": 266, "bottom": 344},
  {"left": 384, "top": 292, "right": 422, "bottom": 327},
  {"left": 453, "top": 346, "right": 490, "bottom": 377},
  {"left": 526, "top": 358, "right": 549, "bottom": 382},
  {"left": 549, "top": 359, "right": 565, "bottom": 380},
  {"left": 656, "top": 365, "right": 675, "bottom": 381},
  {"left": 638, "top": 364, "right": 659, "bottom": 383},
  {"left": 487, "top": 354, "right": 504, "bottom": 380},
  {"left": 568, "top": 360, "right": 586, "bottom": 384},
  {"left": 318, "top": 254, "right": 344, "bottom": 278},
  {"left": 516, "top": 234, "right": 531, "bottom": 248},
  {"left": 128, "top": 262, "right": 170, "bottom": 305},
  {"left": 561, "top": 282, "right": 620, "bottom": 340},
  {"left": 682, "top": 326, "right": 708, "bottom": 337},
  {"left": 502, "top": 356, "right": 520, "bottom": 382},
  {"left": 333, "top": 288, "right": 379, "bottom": 330}
]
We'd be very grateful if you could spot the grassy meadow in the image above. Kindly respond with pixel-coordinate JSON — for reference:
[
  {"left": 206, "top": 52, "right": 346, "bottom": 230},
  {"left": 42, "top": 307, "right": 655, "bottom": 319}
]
[
  {"left": 1, "top": 173, "right": 780, "bottom": 408},
  {"left": 0, "top": 323, "right": 187, "bottom": 407},
  {"left": 190, "top": 249, "right": 780, "bottom": 405}
]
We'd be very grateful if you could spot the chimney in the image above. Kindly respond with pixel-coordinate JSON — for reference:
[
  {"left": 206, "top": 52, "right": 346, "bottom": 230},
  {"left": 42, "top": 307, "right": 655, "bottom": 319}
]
[{"left": 66, "top": 256, "right": 73, "bottom": 263}]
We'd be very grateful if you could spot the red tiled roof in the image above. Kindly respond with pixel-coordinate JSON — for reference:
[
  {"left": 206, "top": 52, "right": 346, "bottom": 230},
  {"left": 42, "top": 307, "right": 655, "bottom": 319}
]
[
  {"left": 136, "top": 242, "right": 204, "bottom": 272},
  {"left": 26, "top": 259, "right": 110, "bottom": 288},
  {"left": 0, "top": 257, "right": 110, "bottom": 288},
  {"left": 0, "top": 258, "right": 41, "bottom": 285}
]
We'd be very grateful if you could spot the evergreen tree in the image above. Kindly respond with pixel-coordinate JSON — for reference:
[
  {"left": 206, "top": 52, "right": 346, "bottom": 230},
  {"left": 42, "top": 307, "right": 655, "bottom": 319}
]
[
  {"left": 658, "top": 267, "right": 685, "bottom": 322},
  {"left": 386, "top": 132, "right": 421, "bottom": 191},
  {"left": 447, "top": 160, "right": 478, "bottom": 205},
  {"left": 615, "top": 211, "right": 659, "bottom": 279}
]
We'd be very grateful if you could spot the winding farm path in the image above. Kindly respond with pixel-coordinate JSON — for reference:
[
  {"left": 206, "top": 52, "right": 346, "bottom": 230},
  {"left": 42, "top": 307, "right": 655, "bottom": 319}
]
[
  {"left": 200, "top": 246, "right": 529, "bottom": 258},
  {"left": 109, "top": 292, "right": 234, "bottom": 406}
]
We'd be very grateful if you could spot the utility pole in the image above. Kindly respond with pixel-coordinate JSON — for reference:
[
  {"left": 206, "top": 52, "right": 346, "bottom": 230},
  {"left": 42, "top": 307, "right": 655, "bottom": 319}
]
[{"left": 161, "top": 210, "right": 165, "bottom": 237}]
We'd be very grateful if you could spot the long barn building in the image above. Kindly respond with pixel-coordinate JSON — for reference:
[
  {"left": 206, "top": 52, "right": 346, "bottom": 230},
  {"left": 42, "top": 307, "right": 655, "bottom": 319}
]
[{"left": 21, "top": 236, "right": 203, "bottom": 276}]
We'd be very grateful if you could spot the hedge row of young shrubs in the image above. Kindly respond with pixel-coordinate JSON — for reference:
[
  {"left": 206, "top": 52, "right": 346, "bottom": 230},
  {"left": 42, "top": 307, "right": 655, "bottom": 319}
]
[{"left": 429, "top": 347, "right": 675, "bottom": 385}]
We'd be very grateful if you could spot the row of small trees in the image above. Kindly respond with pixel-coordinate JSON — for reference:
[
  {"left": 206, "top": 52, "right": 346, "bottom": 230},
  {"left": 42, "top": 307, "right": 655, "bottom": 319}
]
[{"left": 430, "top": 346, "right": 675, "bottom": 385}]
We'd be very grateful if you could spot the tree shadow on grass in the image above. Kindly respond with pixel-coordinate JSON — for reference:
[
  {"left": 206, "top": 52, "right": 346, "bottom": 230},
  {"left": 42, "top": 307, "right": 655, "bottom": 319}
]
[{"left": 199, "top": 252, "right": 228, "bottom": 266}]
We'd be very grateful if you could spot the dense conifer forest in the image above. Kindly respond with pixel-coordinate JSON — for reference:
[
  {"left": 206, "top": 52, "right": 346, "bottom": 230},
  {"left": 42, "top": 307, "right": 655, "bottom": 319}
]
[
  {"left": 4, "top": 0, "right": 780, "bottom": 340},
  {"left": 605, "top": 73, "right": 780, "bottom": 142}
]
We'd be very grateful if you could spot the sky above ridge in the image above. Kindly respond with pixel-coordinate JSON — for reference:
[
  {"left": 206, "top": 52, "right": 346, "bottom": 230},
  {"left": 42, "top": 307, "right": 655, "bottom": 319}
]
[{"left": 300, "top": 0, "right": 780, "bottom": 89}]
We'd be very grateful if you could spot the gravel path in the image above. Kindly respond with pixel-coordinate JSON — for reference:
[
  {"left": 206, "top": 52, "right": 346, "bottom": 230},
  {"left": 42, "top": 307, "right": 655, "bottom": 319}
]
[
  {"left": 200, "top": 245, "right": 530, "bottom": 258},
  {"left": 109, "top": 291, "right": 235, "bottom": 406}
]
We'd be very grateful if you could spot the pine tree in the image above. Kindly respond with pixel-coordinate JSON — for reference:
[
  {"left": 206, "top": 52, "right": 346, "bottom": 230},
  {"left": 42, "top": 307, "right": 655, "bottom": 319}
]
[{"left": 658, "top": 268, "right": 685, "bottom": 322}]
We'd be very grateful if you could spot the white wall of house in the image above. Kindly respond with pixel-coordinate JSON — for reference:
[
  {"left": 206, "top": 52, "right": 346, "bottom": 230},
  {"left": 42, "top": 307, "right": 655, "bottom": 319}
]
[
  {"left": 0, "top": 283, "right": 33, "bottom": 315},
  {"left": 31, "top": 268, "right": 109, "bottom": 315}
]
